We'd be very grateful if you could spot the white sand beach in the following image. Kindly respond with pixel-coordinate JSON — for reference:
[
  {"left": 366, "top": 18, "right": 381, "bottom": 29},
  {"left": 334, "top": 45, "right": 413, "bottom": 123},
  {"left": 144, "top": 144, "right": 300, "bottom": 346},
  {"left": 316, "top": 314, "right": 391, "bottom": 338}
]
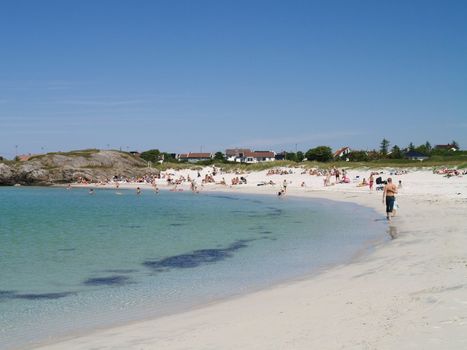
[{"left": 37, "top": 168, "right": 467, "bottom": 349}]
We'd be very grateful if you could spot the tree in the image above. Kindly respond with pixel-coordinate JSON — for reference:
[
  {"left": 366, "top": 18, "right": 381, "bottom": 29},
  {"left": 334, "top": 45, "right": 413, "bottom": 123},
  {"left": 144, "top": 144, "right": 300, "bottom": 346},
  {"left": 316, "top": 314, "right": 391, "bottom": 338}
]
[
  {"left": 390, "top": 145, "right": 403, "bottom": 159},
  {"left": 380, "top": 138, "right": 390, "bottom": 156},
  {"left": 305, "top": 146, "right": 333, "bottom": 162},
  {"left": 213, "top": 151, "right": 225, "bottom": 162},
  {"left": 140, "top": 149, "right": 161, "bottom": 162},
  {"left": 296, "top": 151, "right": 305, "bottom": 162},
  {"left": 367, "top": 150, "right": 381, "bottom": 161},
  {"left": 285, "top": 152, "right": 297, "bottom": 162},
  {"left": 415, "top": 143, "right": 431, "bottom": 156},
  {"left": 161, "top": 152, "right": 177, "bottom": 163},
  {"left": 451, "top": 140, "right": 460, "bottom": 149},
  {"left": 425, "top": 141, "right": 432, "bottom": 153},
  {"left": 347, "top": 151, "right": 369, "bottom": 162},
  {"left": 408, "top": 142, "right": 415, "bottom": 151}
]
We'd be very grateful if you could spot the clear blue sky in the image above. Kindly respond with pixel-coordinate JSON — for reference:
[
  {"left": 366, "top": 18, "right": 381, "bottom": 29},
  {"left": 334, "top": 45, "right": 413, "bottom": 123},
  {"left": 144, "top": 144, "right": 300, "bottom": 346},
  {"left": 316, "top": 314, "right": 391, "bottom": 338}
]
[{"left": 1, "top": 0, "right": 466, "bottom": 158}]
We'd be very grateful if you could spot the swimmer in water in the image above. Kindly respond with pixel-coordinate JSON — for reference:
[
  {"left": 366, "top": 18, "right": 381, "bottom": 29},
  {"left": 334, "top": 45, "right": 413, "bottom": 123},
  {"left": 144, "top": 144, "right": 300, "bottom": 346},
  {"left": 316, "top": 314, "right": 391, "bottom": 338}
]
[
  {"left": 89, "top": 188, "right": 95, "bottom": 195},
  {"left": 136, "top": 187, "right": 141, "bottom": 195}
]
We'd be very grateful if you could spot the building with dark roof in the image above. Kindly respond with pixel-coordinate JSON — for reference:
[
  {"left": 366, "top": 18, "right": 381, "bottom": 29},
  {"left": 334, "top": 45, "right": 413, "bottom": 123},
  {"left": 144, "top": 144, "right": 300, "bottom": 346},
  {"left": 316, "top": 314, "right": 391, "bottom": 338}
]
[{"left": 405, "top": 150, "right": 429, "bottom": 161}]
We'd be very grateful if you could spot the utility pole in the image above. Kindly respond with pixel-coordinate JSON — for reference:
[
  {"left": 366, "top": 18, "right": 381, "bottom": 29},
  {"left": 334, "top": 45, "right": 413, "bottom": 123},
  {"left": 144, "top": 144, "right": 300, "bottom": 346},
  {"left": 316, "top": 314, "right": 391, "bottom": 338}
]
[{"left": 15, "top": 145, "right": 18, "bottom": 157}]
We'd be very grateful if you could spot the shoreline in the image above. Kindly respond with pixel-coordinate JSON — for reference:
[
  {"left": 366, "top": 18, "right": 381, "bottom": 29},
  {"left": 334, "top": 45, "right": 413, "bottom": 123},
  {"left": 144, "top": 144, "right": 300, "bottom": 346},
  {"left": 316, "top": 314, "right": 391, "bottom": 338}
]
[
  {"left": 19, "top": 187, "right": 388, "bottom": 350},
  {"left": 30, "top": 168, "right": 467, "bottom": 349}
]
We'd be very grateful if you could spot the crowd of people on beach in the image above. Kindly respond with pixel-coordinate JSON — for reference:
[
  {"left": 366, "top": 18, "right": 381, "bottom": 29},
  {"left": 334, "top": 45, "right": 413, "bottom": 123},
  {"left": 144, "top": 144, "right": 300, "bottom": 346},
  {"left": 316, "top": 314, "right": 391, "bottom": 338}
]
[
  {"left": 74, "top": 165, "right": 413, "bottom": 222},
  {"left": 433, "top": 168, "right": 467, "bottom": 177},
  {"left": 74, "top": 166, "right": 413, "bottom": 194},
  {"left": 267, "top": 169, "right": 294, "bottom": 176},
  {"left": 71, "top": 164, "right": 466, "bottom": 236}
]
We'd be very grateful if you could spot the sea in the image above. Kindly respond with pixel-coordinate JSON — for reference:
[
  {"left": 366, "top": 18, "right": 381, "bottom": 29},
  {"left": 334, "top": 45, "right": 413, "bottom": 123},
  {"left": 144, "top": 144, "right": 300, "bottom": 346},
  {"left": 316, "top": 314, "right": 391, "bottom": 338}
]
[{"left": 0, "top": 187, "right": 386, "bottom": 349}]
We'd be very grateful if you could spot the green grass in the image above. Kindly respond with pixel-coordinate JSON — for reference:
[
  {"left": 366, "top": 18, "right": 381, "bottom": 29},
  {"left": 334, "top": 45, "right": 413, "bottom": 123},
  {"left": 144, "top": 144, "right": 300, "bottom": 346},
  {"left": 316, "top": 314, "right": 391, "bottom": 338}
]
[
  {"left": 152, "top": 158, "right": 467, "bottom": 172},
  {"left": 29, "top": 149, "right": 100, "bottom": 160},
  {"left": 0, "top": 159, "right": 16, "bottom": 166},
  {"left": 154, "top": 162, "right": 204, "bottom": 171},
  {"left": 27, "top": 149, "right": 146, "bottom": 167}
]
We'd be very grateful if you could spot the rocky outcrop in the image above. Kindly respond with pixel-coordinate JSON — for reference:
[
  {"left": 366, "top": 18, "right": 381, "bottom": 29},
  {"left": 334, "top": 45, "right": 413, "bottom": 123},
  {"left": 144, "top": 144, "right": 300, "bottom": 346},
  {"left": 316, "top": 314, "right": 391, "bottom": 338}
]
[{"left": 0, "top": 150, "right": 159, "bottom": 185}]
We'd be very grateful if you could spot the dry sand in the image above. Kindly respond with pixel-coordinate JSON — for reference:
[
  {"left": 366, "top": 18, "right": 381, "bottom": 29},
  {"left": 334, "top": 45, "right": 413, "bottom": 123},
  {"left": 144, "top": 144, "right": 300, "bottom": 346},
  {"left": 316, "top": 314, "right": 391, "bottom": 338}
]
[{"left": 36, "top": 168, "right": 467, "bottom": 349}]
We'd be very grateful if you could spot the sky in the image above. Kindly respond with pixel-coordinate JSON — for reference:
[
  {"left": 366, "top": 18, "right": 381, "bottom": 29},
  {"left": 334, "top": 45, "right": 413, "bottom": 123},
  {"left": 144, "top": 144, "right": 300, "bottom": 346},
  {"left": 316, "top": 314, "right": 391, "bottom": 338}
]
[{"left": 1, "top": 0, "right": 466, "bottom": 158}]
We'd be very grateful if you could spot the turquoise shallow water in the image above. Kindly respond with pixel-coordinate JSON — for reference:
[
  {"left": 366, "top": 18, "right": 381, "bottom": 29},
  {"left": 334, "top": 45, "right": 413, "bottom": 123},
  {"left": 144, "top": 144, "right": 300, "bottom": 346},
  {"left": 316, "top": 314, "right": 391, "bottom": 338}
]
[{"left": 0, "top": 187, "right": 385, "bottom": 349}]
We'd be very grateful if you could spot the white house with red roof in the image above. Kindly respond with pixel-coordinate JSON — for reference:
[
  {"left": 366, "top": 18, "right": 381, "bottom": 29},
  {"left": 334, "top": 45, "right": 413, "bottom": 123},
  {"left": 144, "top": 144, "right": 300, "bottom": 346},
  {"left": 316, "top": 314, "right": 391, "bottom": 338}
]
[
  {"left": 333, "top": 147, "right": 351, "bottom": 159},
  {"left": 435, "top": 143, "right": 459, "bottom": 152},
  {"left": 226, "top": 149, "right": 276, "bottom": 163}
]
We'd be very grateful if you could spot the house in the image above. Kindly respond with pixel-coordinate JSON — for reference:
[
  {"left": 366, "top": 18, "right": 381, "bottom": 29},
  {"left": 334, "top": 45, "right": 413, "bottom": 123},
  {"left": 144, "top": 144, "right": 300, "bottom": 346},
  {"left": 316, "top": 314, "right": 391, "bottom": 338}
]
[
  {"left": 177, "top": 152, "right": 212, "bottom": 163},
  {"left": 405, "top": 150, "right": 429, "bottom": 161},
  {"left": 334, "top": 147, "right": 351, "bottom": 159},
  {"left": 435, "top": 144, "right": 459, "bottom": 152},
  {"left": 243, "top": 151, "right": 276, "bottom": 163},
  {"left": 225, "top": 148, "right": 252, "bottom": 162},
  {"left": 225, "top": 149, "right": 276, "bottom": 163}
]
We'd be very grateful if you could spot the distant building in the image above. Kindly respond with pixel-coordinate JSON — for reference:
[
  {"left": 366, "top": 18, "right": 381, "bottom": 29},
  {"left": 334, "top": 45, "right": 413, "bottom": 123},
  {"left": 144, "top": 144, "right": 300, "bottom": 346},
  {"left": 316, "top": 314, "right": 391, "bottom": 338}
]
[
  {"left": 225, "top": 148, "right": 251, "bottom": 162},
  {"left": 405, "top": 150, "right": 429, "bottom": 161},
  {"left": 243, "top": 151, "right": 276, "bottom": 163},
  {"left": 435, "top": 144, "right": 459, "bottom": 151},
  {"left": 225, "top": 149, "right": 275, "bottom": 163},
  {"left": 177, "top": 152, "right": 213, "bottom": 163},
  {"left": 334, "top": 147, "right": 351, "bottom": 159},
  {"left": 245, "top": 151, "right": 276, "bottom": 163},
  {"left": 129, "top": 151, "right": 141, "bottom": 157},
  {"left": 274, "top": 151, "right": 287, "bottom": 161}
]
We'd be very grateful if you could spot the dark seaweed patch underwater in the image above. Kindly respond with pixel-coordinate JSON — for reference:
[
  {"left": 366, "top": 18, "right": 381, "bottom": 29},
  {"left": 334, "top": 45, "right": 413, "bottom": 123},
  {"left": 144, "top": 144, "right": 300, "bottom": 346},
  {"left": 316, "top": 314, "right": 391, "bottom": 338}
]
[{"left": 143, "top": 239, "right": 254, "bottom": 271}]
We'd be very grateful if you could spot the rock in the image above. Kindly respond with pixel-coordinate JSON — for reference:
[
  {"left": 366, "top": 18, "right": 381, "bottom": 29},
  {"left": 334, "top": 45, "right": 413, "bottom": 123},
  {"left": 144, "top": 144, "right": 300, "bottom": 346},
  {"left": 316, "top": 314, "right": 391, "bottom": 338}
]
[
  {"left": 0, "top": 150, "right": 159, "bottom": 186},
  {"left": 0, "top": 163, "right": 15, "bottom": 185}
]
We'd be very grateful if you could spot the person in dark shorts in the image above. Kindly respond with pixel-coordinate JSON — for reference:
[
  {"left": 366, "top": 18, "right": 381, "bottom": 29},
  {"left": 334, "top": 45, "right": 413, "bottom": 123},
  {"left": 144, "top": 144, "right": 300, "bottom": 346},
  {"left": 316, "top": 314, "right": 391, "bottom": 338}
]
[{"left": 382, "top": 177, "right": 398, "bottom": 221}]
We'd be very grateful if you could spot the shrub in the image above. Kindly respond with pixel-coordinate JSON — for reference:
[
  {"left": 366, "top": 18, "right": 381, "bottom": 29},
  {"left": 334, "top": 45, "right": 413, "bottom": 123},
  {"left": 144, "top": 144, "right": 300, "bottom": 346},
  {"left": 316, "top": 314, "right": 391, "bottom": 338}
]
[{"left": 305, "top": 146, "right": 333, "bottom": 162}]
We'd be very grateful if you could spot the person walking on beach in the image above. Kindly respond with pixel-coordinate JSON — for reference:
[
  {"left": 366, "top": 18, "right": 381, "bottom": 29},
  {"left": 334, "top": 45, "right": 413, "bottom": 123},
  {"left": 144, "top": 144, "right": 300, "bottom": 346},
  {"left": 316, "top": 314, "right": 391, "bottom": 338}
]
[
  {"left": 335, "top": 168, "right": 340, "bottom": 182},
  {"left": 382, "top": 177, "right": 398, "bottom": 221}
]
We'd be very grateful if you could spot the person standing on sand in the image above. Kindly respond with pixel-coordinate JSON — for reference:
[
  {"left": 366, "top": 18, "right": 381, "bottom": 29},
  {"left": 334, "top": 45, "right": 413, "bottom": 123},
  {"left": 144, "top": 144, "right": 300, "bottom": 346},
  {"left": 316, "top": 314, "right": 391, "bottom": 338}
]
[
  {"left": 382, "top": 177, "right": 398, "bottom": 221},
  {"left": 369, "top": 174, "right": 374, "bottom": 191}
]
